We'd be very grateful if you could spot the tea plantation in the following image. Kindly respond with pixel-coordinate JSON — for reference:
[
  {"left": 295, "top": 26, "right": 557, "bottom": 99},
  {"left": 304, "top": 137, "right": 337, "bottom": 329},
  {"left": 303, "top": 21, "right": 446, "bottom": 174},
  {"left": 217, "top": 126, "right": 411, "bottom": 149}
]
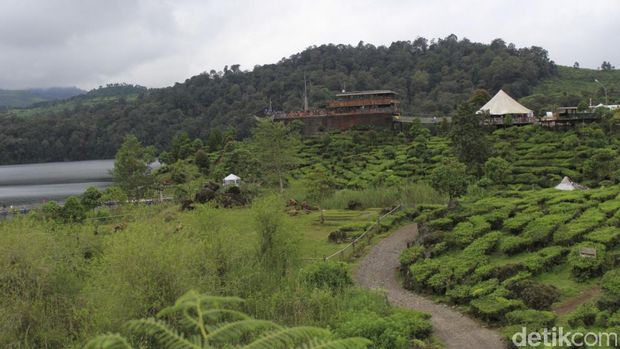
[{"left": 402, "top": 185, "right": 620, "bottom": 345}]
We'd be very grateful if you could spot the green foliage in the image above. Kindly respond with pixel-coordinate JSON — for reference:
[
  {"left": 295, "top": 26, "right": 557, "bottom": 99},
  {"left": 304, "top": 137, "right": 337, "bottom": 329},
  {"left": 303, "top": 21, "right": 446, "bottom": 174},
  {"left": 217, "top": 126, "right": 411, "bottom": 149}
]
[
  {"left": 505, "top": 309, "right": 556, "bottom": 328},
  {"left": 0, "top": 37, "right": 557, "bottom": 165},
  {"left": 113, "top": 134, "right": 156, "bottom": 199},
  {"left": 483, "top": 156, "right": 511, "bottom": 184},
  {"left": 253, "top": 196, "right": 299, "bottom": 276},
  {"left": 567, "top": 242, "right": 606, "bottom": 280},
  {"left": 252, "top": 120, "right": 300, "bottom": 191},
  {"left": 85, "top": 290, "right": 371, "bottom": 349},
  {"left": 470, "top": 296, "right": 523, "bottom": 322},
  {"left": 305, "top": 169, "right": 337, "bottom": 206},
  {"left": 301, "top": 262, "right": 353, "bottom": 292},
  {"left": 429, "top": 159, "right": 469, "bottom": 200},
  {"left": 61, "top": 196, "right": 87, "bottom": 223},
  {"left": 449, "top": 102, "right": 490, "bottom": 173},
  {"left": 334, "top": 309, "right": 432, "bottom": 349},
  {"left": 81, "top": 186, "right": 103, "bottom": 210}
]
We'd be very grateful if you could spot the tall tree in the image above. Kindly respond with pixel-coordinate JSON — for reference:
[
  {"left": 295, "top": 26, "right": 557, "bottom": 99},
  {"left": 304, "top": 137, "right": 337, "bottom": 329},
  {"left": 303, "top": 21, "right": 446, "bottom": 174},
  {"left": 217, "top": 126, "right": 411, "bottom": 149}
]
[
  {"left": 251, "top": 119, "right": 300, "bottom": 192},
  {"left": 449, "top": 102, "right": 490, "bottom": 175},
  {"left": 113, "top": 135, "right": 156, "bottom": 199}
]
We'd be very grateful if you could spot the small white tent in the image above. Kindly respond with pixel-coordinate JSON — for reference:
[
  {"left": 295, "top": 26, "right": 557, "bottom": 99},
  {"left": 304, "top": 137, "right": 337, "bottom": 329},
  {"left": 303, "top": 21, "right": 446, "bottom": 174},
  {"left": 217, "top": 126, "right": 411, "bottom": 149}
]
[
  {"left": 555, "top": 176, "right": 587, "bottom": 191},
  {"left": 478, "top": 90, "right": 533, "bottom": 116},
  {"left": 223, "top": 174, "right": 241, "bottom": 186}
]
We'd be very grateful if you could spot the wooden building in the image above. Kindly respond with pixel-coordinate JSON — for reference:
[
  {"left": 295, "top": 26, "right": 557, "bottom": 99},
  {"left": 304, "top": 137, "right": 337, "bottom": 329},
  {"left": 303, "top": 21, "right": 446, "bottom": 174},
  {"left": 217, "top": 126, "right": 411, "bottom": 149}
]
[{"left": 273, "top": 90, "right": 400, "bottom": 134}]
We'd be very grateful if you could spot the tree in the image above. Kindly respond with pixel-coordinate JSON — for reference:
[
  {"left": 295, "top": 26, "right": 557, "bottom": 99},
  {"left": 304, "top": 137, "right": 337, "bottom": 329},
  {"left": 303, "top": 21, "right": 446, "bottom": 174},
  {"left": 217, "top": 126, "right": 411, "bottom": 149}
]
[
  {"left": 170, "top": 131, "right": 193, "bottom": 161},
  {"left": 84, "top": 290, "right": 371, "bottom": 349},
  {"left": 195, "top": 149, "right": 210, "bottom": 175},
  {"left": 60, "top": 196, "right": 86, "bottom": 223},
  {"left": 483, "top": 157, "right": 511, "bottom": 184},
  {"left": 113, "top": 135, "right": 156, "bottom": 199},
  {"left": 468, "top": 89, "right": 491, "bottom": 109},
  {"left": 81, "top": 186, "right": 102, "bottom": 210},
  {"left": 251, "top": 119, "right": 300, "bottom": 192},
  {"left": 601, "top": 61, "right": 615, "bottom": 71},
  {"left": 573, "top": 62, "right": 580, "bottom": 69},
  {"left": 430, "top": 159, "right": 469, "bottom": 201},
  {"left": 449, "top": 102, "right": 490, "bottom": 175},
  {"left": 305, "top": 169, "right": 336, "bottom": 205}
]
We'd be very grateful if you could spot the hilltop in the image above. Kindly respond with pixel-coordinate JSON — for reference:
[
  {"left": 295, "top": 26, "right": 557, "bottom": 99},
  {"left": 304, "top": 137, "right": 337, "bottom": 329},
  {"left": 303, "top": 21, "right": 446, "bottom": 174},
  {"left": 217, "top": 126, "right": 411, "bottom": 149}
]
[{"left": 0, "top": 86, "right": 85, "bottom": 109}]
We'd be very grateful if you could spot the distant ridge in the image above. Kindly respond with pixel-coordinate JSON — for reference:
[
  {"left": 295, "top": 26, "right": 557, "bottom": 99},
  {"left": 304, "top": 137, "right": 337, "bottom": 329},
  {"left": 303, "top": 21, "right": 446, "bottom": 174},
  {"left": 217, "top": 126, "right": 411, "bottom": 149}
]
[{"left": 0, "top": 87, "right": 86, "bottom": 108}]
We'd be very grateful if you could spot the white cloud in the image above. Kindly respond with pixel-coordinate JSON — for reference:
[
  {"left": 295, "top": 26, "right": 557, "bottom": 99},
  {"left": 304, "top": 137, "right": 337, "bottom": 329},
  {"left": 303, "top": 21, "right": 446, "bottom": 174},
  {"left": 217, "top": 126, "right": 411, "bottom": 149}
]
[{"left": 0, "top": 0, "right": 617, "bottom": 89}]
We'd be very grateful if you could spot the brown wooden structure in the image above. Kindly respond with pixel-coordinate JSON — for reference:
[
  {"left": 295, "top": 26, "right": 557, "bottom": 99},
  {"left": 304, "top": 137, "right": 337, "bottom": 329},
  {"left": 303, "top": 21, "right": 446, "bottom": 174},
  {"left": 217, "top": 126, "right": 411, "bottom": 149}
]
[{"left": 274, "top": 90, "right": 399, "bottom": 133}]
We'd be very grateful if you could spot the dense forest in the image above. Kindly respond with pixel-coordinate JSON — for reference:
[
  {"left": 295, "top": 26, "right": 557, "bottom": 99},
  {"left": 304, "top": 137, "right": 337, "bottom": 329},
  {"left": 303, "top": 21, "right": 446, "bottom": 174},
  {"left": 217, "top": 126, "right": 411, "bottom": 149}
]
[{"left": 0, "top": 35, "right": 584, "bottom": 164}]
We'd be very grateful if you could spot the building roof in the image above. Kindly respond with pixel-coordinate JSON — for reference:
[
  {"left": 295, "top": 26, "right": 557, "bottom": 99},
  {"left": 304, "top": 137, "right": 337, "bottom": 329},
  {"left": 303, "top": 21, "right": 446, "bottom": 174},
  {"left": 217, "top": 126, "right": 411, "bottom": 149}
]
[
  {"left": 477, "top": 90, "right": 533, "bottom": 116},
  {"left": 335, "top": 90, "right": 398, "bottom": 97},
  {"left": 224, "top": 174, "right": 240, "bottom": 181}
]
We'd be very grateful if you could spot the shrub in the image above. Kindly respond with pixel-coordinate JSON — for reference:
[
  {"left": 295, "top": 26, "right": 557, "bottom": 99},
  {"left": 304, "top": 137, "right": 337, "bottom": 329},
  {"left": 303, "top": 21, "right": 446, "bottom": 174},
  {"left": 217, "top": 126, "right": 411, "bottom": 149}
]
[
  {"left": 301, "top": 261, "right": 353, "bottom": 292},
  {"left": 399, "top": 245, "right": 425, "bottom": 269},
  {"left": 505, "top": 309, "right": 557, "bottom": 328},
  {"left": 447, "top": 215, "right": 491, "bottom": 247},
  {"left": 335, "top": 309, "right": 432, "bottom": 349},
  {"left": 427, "top": 217, "right": 453, "bottom": 231},
  {"left": 567, "top": 242, "right": 607, "bottom": 280},
  {"left": 553, "top": 208, "right": 606, "bottom": 245},
  {"left": 585, "top": 227, "right": 620, "bottom": 247},
  {"left": 499, "top": 235, "right": 530, "bottom": 255},
  {"left": 470, "top": 296, "right": 523, "bottom": 322},
  {"left": 566, "top": 303, "right": 598, "bottom": 327},
  {"left": 602, "top": 269, "right": 620, "bottom": 300},
  {"left": 507, "top": 279, "right": 560, "bottom": 310}
]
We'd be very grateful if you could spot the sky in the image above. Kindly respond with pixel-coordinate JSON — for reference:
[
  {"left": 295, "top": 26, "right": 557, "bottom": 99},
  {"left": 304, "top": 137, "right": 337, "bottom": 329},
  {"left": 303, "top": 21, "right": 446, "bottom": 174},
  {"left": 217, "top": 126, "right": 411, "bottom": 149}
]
[{"left": 0, "top": 0, "right": 618, "bottom": 90}]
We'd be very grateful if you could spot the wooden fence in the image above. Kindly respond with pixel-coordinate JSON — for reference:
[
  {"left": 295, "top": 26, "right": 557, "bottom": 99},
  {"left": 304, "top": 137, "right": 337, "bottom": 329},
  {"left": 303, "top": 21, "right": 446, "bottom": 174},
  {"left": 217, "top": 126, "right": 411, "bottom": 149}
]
[{"left": 322, "top": 204, "right": 402, "bottom": 262}]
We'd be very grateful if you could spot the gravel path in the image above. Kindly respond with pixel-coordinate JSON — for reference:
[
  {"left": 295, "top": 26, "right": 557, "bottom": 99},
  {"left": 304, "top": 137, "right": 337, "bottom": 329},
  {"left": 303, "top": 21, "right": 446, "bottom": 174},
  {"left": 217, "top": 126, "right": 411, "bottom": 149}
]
[{"left": 354, "top": 223, "right": 505, "bottom": 349}]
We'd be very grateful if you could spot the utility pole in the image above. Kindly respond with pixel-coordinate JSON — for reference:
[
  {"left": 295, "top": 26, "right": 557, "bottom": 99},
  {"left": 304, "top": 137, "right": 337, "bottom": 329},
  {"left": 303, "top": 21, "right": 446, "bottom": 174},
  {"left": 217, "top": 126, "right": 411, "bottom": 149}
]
[
  {"left": 594, "top": 79, "right": 609, "bottom": 105},
  {"left": 303, "top": 73, "right": 309, "bottom": 112}
]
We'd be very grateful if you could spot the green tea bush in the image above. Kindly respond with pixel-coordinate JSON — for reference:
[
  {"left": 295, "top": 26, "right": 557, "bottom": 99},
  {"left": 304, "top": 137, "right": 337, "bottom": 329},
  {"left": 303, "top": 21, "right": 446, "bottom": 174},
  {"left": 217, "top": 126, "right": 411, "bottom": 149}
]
[
  {"left": 567, "top": 303, "right": 598, "bottom": 327},
  {"left": 447, "top": 215, "right": 491, "bottom": 247},
  {"left": 503, "top": 211, "right": 541, "bottom": 234},
  {"left": 499, "top": 235, "right": 530, "bottom": 255},
  {"left": 399, "top": 245, "right": 425, "bottom": 269},
  {"left": 553, "top": 208, "right": 606, "bottom": 245},
  {"left": 586, "top": 227, "right": 620, "bottom": 247},
  {"left": 505, "top": 309, "right": 556, "bottom": 328},
  {"left": 567, "top": 242, "right": 607, "bottom": 280},
  {"left": 470, "top": 295, "right": 524, "bottom": 322},
  {"left": 335, "top": 309, "right": 432, "bottom": 349}
]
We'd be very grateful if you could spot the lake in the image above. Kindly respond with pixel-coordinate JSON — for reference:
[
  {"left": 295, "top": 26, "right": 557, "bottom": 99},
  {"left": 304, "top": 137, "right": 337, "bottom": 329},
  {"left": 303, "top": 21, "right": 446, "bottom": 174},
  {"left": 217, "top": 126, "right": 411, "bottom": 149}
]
[{"left": 0, "top": 160, "right": 114, "bottom": 206}]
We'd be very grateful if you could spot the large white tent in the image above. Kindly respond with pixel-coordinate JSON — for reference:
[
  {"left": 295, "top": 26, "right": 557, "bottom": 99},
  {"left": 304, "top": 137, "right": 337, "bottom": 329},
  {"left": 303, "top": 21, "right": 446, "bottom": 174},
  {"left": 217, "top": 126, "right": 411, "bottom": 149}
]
[
  {"left": 478, "top": 90, "right": 533, "bottom": 116},
  {"left": 223, "top": 173, "right": 241, "bottom": 186}
]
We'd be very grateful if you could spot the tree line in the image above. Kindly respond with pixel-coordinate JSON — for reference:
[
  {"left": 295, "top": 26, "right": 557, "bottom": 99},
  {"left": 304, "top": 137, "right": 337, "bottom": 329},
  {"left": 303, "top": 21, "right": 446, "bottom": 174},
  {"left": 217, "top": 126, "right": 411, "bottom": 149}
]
[{"left": 0, "top": 35, "right": 557, "bottom": 164}]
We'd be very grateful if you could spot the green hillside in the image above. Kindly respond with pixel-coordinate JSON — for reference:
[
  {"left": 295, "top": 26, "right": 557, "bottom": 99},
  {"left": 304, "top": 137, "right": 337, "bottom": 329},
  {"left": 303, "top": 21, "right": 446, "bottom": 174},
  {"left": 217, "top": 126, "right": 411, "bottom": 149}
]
[
  {"left": 0, "top": 87, "right": 84, "bottom": 108},
  {"left": 521, "top": 66, "right": 620, "bottom": 113}
]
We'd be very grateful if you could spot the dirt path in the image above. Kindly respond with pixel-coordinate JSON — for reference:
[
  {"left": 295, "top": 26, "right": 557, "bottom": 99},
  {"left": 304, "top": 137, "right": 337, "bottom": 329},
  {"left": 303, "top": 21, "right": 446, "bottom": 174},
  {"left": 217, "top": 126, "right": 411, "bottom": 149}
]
[
  {"left": 354, "top": 223, "right": 505, "bottom": 349},
  {"left": 554, "top": 286, "right": 601, "bottom": 316}
]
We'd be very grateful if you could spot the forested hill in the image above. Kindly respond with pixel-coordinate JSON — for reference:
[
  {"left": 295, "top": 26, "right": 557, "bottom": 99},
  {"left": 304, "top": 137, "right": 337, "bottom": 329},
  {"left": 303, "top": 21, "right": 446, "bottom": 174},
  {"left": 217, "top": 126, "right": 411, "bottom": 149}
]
[
  {"left": 0, "top": 35, "right": 558, "bottom": 164},
  {"left": 0, "top": 86, "right": 85, "bottom": 109}
]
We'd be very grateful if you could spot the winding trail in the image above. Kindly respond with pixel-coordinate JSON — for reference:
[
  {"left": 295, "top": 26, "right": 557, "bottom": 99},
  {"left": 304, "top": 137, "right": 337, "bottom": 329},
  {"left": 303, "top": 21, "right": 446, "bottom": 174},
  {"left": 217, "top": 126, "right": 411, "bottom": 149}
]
[{"left": 354, "top": 223, "right": 505, "bottom": 349}]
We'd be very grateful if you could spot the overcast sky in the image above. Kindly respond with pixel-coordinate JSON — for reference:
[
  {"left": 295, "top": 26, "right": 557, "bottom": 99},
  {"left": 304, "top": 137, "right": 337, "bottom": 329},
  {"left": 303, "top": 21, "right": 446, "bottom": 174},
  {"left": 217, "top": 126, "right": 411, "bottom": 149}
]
[{"left": 0, "top": 0, "right": 617, "bottom": 90}]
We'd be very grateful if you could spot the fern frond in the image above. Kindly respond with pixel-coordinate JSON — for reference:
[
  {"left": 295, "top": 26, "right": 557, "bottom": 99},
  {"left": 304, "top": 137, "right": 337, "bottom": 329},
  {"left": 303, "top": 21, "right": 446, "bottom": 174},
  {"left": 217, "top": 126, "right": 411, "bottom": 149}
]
[
  {"left": 127, "top": 318, "right": 202, "bottom": 349},
  {"left": 242, "top": 326, "right": 332, "bottom": 349},
  {"left": 157, "top": 290, "right": 244, "bottom": 318},
  {"left": 206, "top": 319, "right": 282, "bottom": 346},
  {"left": 83, "top": 334, "right": 133, "bottom": 349},
  {"left": 296, "top": 337, "right": 372, "bottom": 349}
]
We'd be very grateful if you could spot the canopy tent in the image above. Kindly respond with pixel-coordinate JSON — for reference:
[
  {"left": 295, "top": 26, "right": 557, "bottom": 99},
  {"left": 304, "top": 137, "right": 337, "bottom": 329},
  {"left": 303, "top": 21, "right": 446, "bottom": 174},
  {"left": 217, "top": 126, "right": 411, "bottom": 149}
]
[
  {"left": 477, "top": 90, "right": 533, "bottom": 116},
  {"left": 223, "top": 173, "right": 241, "bottom": 186},
  {"left": 554, "top": 176, "right": 588, "bottom": 191}
]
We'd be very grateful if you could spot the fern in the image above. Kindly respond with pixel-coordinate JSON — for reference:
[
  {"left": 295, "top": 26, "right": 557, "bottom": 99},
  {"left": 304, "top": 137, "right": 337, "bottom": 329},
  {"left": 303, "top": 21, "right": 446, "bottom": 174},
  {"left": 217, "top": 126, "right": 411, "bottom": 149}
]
[
  {"left": 83, "top": 290, "right": 371, "bottom": 349},
  {"left": 83, "top": 334, "right": 133, "bottom": 349}
]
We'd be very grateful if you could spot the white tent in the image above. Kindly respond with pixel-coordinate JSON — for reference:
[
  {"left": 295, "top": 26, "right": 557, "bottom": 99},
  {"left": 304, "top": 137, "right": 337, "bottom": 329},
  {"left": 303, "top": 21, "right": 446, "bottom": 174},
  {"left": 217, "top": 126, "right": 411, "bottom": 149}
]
[
  {"left": 478, "top": 90, "right": 533, "bottom": 116},
  {"left": 223, "top": 173, "right": 241, "bottom": 186},
  {"left": 555, "top": 176, "right": 588, "bottom": 191}
]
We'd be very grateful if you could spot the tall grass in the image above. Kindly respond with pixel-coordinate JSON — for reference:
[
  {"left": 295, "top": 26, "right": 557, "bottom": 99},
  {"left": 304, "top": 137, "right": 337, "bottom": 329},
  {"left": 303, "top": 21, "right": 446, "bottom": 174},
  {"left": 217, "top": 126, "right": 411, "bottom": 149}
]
[{"left": 321, "top": 182, "right": 447, "bottom": 209}]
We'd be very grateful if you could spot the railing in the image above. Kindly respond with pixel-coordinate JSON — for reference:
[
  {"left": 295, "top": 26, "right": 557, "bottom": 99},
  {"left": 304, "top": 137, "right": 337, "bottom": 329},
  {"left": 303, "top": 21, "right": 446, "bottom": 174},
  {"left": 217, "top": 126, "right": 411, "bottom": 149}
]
[
  {"left": 323, "top": 205, "right": 402, "bottom": 262},
  {"left": 327, "top": 97, "right": 399, "bottom": 108}
]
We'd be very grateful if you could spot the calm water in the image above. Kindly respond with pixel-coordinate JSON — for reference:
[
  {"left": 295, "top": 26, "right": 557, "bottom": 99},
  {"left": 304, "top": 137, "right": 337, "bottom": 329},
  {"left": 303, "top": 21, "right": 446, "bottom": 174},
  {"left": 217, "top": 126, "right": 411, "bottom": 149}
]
[{"left": 0, "top": 160, "right": 114, "bottom": 205}]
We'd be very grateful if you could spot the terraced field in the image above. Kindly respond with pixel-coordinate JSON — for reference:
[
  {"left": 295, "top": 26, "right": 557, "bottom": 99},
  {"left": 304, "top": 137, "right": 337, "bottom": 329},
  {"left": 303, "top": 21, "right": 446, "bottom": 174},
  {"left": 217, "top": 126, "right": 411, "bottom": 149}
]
[{"left": 402, "top": 185, "right": 620, "bottom": 344}]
